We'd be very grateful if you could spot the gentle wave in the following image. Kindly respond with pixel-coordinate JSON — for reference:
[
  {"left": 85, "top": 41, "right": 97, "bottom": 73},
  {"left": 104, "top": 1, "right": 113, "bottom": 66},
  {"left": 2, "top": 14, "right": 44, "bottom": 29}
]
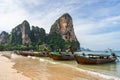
[
  {"left": 2, "top": 51, "right": 120, "bottom": 80},
  {"left": 28, "top": 55, "right": 120, "bottom": 80},
  {"left": 56, "top": 62, "right": 120, "bottom": 80}
]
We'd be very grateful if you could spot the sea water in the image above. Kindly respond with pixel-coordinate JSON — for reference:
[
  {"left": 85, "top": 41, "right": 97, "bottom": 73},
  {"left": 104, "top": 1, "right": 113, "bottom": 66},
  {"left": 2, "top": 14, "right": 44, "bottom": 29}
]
[
  {"left": 35, "top": 51, "right": 120, "bottom": 79},
  {"left": 1, "top": 51, "right": 120, "bottom": 79},
  {"left": 83, "top": 51, "right": 120, "bottom": 78},
  {"left": 57, "top": 51, "right": 120, "bottom": 79}
]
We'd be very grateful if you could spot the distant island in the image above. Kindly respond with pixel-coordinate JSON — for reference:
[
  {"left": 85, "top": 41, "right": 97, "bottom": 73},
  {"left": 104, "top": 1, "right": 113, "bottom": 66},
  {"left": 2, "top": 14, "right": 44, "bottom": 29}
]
[
  {"left": 80, "top": 47, "right": 92, "bottom": 51},
  {"left": 0, "top": 13, "right": 80, "bottom": 51}
]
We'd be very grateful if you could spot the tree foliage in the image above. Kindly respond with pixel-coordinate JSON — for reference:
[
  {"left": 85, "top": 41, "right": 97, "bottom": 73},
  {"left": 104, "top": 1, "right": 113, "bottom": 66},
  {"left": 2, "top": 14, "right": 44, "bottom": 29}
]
[
  {"left": 0, "top": 28, "right": 80, "bottom": 51},
  {"left": 46, "top": 32, "right": 80, "bottom": 51}
]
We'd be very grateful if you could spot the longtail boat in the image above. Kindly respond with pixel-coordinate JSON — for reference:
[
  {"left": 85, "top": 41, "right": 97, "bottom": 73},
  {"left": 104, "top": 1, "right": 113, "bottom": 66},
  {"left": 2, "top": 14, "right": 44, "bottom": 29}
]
[
  {"left": 68, "top": 46, "right": 117, "bottom": 64},
  {"left": 32, "top": 52, "right": 48, "bottom": 57},
  {"left": 74, "top": 53, "right": 116, "bottom": 64},
  {"left": 50, "top": 52, "right": 74, "bottom": 60},
  {"left": 15, "top": 51, "right": 48, "bottom": 57}
]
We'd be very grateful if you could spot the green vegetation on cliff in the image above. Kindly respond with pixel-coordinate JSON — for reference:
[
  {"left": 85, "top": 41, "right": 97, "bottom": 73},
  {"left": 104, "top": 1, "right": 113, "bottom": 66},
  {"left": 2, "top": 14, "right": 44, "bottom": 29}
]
[
  {"left": 46, "top": 32, "right": 80, "bottom": 51},
  {"left": 46, "top": 32, "right": 67, "bottom": 51},
  {"left": 0, "top": 13, "right": 80, "bottom": 51},
  {"left": 31, "top": 26, "right": 46, "bottom": 45}
]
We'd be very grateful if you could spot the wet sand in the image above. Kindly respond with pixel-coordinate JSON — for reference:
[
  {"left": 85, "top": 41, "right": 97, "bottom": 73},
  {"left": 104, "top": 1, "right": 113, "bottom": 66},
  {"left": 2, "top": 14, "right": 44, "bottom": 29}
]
[
  {"left": 0, "top": 54, "right": 31, "bottom": 80},
  {"left": 0, "top": 52, "right": 114, "bottom": 80}
]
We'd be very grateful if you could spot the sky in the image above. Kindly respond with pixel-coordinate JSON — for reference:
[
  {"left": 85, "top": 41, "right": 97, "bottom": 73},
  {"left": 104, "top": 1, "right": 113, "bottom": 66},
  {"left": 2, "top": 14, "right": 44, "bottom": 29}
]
[{"left": 0, "top": 0, "right": 120, "bottom": 51}]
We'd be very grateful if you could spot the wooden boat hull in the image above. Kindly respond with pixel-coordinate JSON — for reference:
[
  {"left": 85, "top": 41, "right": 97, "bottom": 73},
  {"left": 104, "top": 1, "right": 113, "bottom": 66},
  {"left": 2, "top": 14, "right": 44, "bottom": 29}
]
[
  {"left": 50, "top": 53, "right": 74, "bottom": 60},
  {"left": 74, "top": 55, "right": 116, "bottom": 64},
  {"left": 19, "top": 51, "right": 34, "bottom": 56},
  {"left": 16, "top": 51, "right": 47, "bottom": 57}
]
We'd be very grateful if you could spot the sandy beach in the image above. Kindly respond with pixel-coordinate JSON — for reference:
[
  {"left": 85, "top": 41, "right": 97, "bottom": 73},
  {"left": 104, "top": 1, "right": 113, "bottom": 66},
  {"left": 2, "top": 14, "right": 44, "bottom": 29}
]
[
  {"left": 0, "top": 52, "right": 114, "bottom": 80},
  {"left": 0, "top": 54, "right": 31, "bottom": 80}
]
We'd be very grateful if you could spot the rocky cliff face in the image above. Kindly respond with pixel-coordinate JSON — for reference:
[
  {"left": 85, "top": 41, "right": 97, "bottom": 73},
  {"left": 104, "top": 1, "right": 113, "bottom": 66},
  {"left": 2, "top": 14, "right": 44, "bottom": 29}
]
[
  {"left": 0, "top": 31, "right": 9, "bottom": 44},
  {"left": 11, "top": 20, "right": 31, "bottom": 45},
  {"left": 50, "top": 13, "right": 77, "bottom": 42},
  {"left": 31, "top": 26, "right": 46, "bottom": 44},
  {"left": 0, "top": 13, "right": 80, "bottom": 51},
  {"left": 50, "top": 13, "right": 80, "bottom": 51}
]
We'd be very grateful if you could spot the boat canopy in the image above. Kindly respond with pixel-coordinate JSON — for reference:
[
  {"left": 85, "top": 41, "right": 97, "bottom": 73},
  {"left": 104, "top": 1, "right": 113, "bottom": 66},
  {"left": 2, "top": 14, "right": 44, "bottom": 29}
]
[{"left": 88, "top": 54, "right": 110, "bottom": 57}]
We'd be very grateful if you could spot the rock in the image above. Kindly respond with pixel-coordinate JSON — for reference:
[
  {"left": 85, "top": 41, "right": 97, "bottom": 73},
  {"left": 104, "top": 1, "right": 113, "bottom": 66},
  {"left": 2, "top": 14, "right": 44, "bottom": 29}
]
[
  {"left": 1, "top": 13, "right": 80, "bottom": 51},
  {"left": 0, "top": 31, "right": 9, "bottom": 44},
  {"left": 31, "top": 26, "right": 46, "bottom": 44},
  {"left": 81, "top": 47, "right": 92, "bottom": 51},
  {"left": 50, "top": 13, "right": 80, "bottom": 51},
  {"left": 50, "top": 13, "right": 77, "bottom": 42},
  {"left": 11, "top": 20, "right": 31, "bottom": 45}
]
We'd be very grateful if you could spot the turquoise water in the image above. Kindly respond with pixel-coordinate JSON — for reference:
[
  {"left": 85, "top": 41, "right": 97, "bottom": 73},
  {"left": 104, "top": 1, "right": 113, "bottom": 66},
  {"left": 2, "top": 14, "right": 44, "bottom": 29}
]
[
  {"left": 38, "top": 51, "right": 120, "bottom": 79},
  {"left": 58, "top": 51, "right": 120, "bottom": 79},
  {"left": 1, "top": 51, "right": 120, "bottom": 79}
]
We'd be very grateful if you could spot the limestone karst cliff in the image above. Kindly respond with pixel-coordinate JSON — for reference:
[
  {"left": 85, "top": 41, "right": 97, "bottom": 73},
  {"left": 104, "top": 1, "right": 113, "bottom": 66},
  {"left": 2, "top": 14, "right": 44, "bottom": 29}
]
[
  {"left": 0, "top": 31, "right": 9, "bottom": 44},
  {"left": 0, "top": 13, "right": 80, "bottom": 51},
  {"left": 31, "top": 26, "right": 46, "bottom": 44},
  {"left": 10, "top": 20, "right": 31, "bottom": 45},
  {"left": 50, "top": 13, "right": 80, "bottom": 50},
  {"left": 50, "top": 13, "right": 77, "bottom": 42}
]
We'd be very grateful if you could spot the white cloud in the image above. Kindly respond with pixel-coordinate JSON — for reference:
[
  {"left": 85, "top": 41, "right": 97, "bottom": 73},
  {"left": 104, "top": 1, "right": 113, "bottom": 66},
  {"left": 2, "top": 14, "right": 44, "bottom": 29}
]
[
  {"left": 0, "top": 0, "right": 29, "bottom": 32},
  {"left": 74, "top": 15, "right": 120, "bottom": 35},
  {"left": 23, "top": 0, "right": 42, "bottom": 6},
  {"left": 0, "top": 0, "right": 77, "bottom": 33},
  {"left": 98, "top": 15, "right": 120, "bottom": 27},
  {"left": 0, "top": 0, "right": 120, "bottom": 50},
  {"left": 74, "top": 15, "right": 120, "bottom": 50},
  {"left": 75, "top": 27, "right": 120, "bottom": 50}
]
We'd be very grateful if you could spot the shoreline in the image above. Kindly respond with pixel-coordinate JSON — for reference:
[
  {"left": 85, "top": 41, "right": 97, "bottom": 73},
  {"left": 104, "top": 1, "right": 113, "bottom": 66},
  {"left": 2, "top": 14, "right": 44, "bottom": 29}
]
[
  {"left": 36, "top": 57, "right": 120, "bottom": 80},
  {"left": 0, "top": 51, "right": 119, "bottom": 80},
  {"left": 0, "top": 53, "right": 31, "bottom": 80}
]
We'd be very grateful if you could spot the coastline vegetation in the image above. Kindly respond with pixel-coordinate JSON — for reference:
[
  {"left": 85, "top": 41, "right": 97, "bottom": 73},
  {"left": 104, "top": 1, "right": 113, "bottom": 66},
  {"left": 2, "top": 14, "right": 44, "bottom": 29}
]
[{"left": 0, "top": 32, "right": 80, "bottom": 51}]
